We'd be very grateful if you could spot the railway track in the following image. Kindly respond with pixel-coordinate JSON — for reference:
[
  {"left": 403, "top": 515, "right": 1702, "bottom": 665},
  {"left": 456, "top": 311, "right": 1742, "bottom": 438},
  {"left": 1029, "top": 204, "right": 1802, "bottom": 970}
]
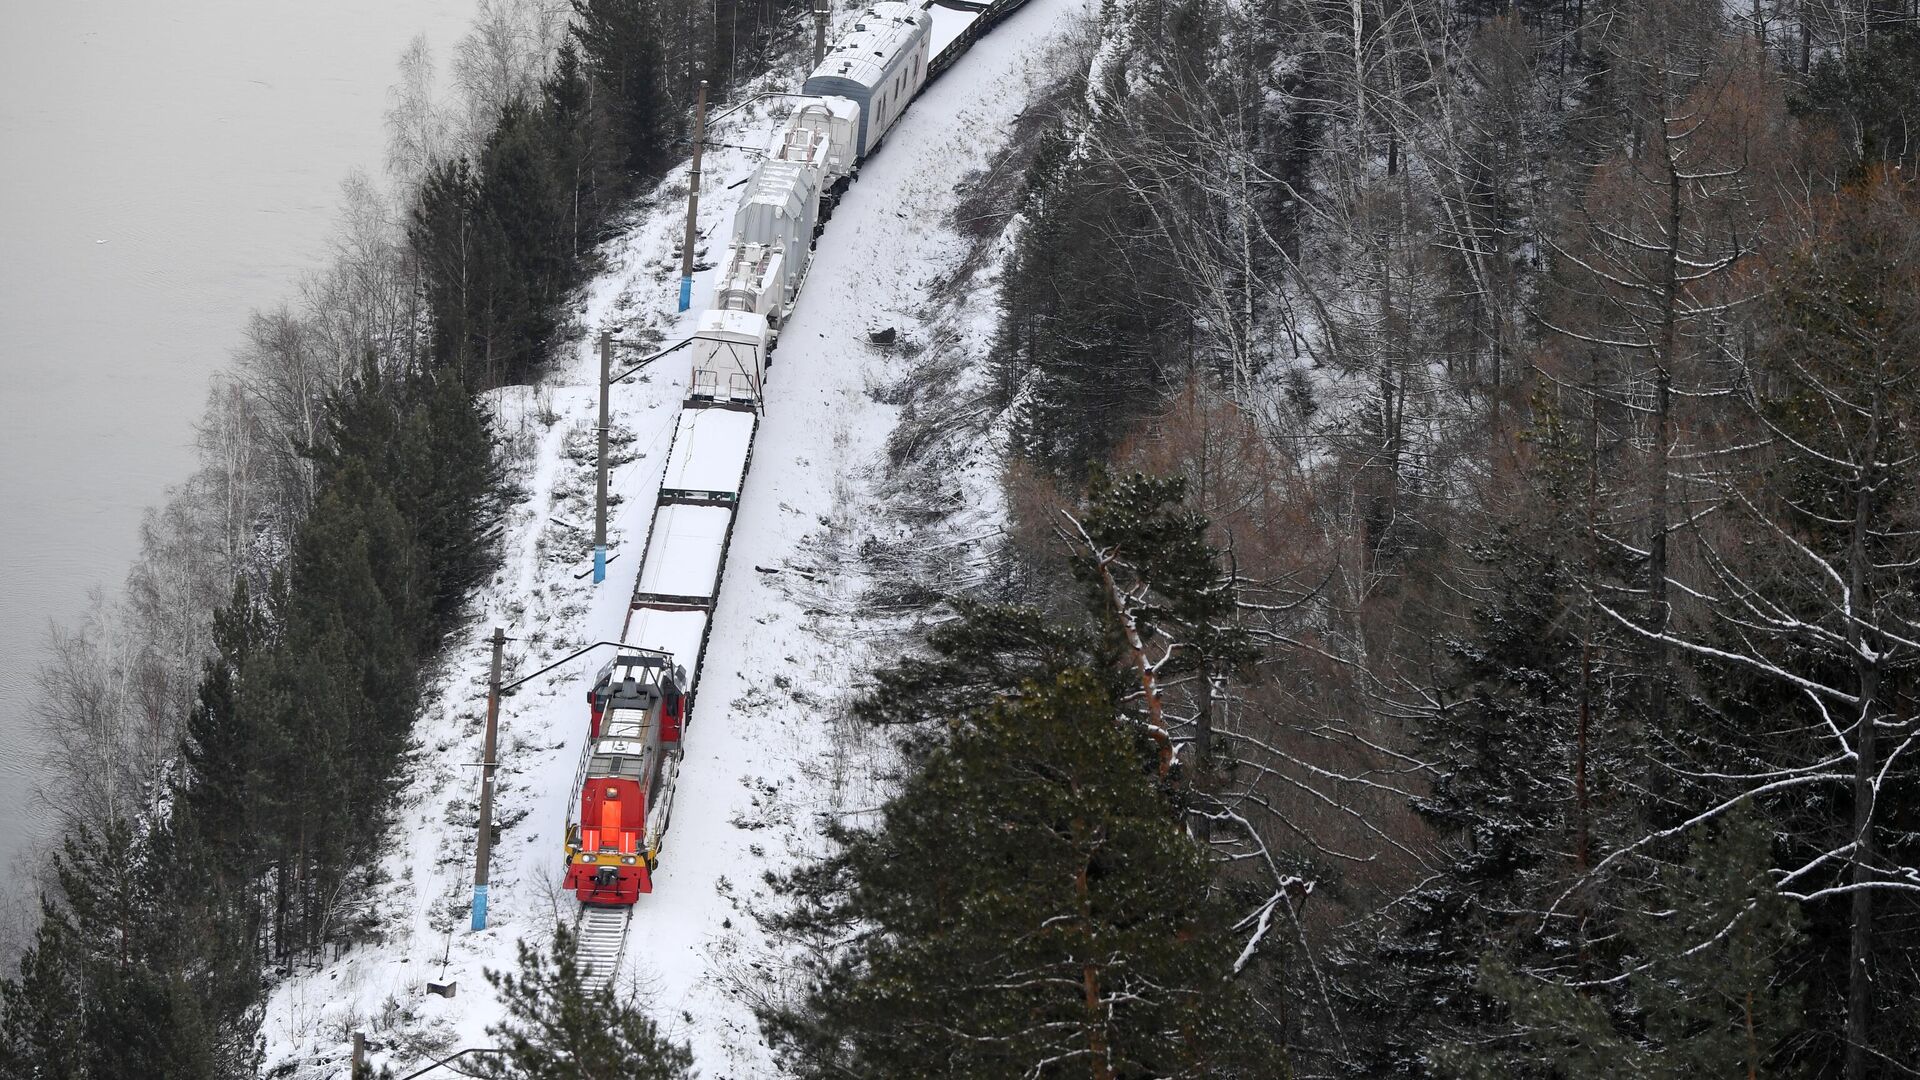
[{"left": 576, "top": 905, "right": 632, "bottom": 990}]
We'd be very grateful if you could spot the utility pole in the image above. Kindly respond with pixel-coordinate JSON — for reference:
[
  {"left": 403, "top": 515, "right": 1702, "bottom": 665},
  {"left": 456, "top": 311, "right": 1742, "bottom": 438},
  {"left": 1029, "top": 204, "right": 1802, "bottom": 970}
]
[
  {"left": 677, "top": 79, "right": 710, "bottom": 312},
  {"left": 594, "top": 329, "right": 611, "bottom": 583},
  {"left": 471, "top": 626, "right": 505, "bottom": 931},
  {"left": 351, "top": 1033, "right": 367, "bottom": 1080},
  {"left": 813, "top": 3, "right": 829, "bottom": 67}
]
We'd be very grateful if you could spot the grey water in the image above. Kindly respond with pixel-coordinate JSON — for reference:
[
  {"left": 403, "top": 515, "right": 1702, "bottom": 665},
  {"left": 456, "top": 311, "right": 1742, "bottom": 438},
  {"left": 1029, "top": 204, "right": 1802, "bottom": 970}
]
[{"left": 0, "top": 0, "right": 476, "bottom": 917}]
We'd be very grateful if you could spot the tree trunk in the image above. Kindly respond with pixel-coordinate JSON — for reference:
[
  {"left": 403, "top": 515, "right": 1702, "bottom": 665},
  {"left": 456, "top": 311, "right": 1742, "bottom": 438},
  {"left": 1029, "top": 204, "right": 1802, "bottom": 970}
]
[
  {"left": 1095, "top": 554, "right": 1172, "bottom": 777},
  {"left": 1843, "top": 408, "right": 1882, "bottom": 1080},
  {"left": 1648, "top": 122, "right": 1681, "bottom": 767},
  {"left": 1075, "top": 838, "right": 1112, "bottom": 1080}
]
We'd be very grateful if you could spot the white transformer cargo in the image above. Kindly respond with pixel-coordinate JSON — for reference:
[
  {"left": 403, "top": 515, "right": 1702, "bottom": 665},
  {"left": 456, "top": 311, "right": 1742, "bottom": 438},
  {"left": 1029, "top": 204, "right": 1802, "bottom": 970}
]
[
  {"left": 772, "top": 97, "right": 862, "bottom": 182},
  {"left": 714, "top": 241, "right": 785, "bottom": 320},
  {"left": 731, "top": 159, "right": 822, "bottom": 313},
  {"left": 801, "top": 2, "right": 933, "bottom": 159},
  {"left": 687, "top": 309, "right": 769, "bottom": 404}
]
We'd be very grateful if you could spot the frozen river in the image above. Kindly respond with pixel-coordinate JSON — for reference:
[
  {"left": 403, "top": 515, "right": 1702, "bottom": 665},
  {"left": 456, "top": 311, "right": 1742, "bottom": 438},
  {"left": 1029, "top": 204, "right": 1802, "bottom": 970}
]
[{"left": 0, "top": 0, "right": 478, "bottom": 908}]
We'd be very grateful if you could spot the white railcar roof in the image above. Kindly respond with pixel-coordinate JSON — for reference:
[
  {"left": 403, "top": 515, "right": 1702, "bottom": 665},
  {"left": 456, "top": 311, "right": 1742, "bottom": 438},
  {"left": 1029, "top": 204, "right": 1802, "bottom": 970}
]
[
  {"left": 794, "top": 95, "right": 860, "bottom": 123},
  {"left": 696, "top": 308, "right": 771, "bottom": 342},
  {"left": 743, "top": 161, "right": 813, "bottom": 217},
  {"left": 636, "top": 503, "right": 734, "bottom": 599},
  {"left": 625, "top": 608, "right": 710, "bottom": 691},
  {"left": 661, "top": 408, "right": 756, "bottom": 496},
  {"left": 806, "top": 2, "right": 930, "bottom": 89}
]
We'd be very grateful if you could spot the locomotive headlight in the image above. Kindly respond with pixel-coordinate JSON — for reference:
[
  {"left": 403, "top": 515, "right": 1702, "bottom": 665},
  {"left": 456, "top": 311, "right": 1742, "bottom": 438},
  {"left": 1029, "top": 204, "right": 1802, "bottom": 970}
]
[{"left": 621, "top": 856, "right": 637, "bottom": 865}]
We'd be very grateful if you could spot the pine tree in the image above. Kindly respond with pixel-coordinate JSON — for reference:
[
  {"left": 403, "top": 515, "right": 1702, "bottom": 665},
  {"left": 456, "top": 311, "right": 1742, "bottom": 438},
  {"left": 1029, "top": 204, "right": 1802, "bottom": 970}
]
[
  {"left": 1799, "top": 26, "right": 1920, "bottom": 173},
  {"left": 178, "top": 577, "right": 271, "bottom": 869},
  {"left": 570, "top": 0, "right": 671, "bottom": 178},
  {"left": 768, "top": 667, "right": 1277, "bottom": 1079},
  {"left": 543, "top": 38, "right": 615, "bottom": 259},
  {"left": 55, "top": 822, "right": 223, "bottom": 1079},
  {"left": 0, "top": 902, "right": 89, "bottom": 1080},
  {"left": 317, "top": 357, "right": 500, "bottom": 636},
  {"left": 1067, "top": 469, "right": 1255, "bottom": 786},
  {"left": 409, "top": 156, "right": 494, "bottom": 381},
  {"left": 476, "top": 924, "right": 694, "bottom": 1080},
  {"left": 1440, "top": 810, "right": 1805, "bottom": 1079},
  {"left": 1340, "top": 522, "right": 1606, "bottom": 1079},
  {"left": 476, "top": 98, "right": 574, "bottom": 385},
  {"left": 854, "top": 599, "right": 1109, "bottom": 735}
]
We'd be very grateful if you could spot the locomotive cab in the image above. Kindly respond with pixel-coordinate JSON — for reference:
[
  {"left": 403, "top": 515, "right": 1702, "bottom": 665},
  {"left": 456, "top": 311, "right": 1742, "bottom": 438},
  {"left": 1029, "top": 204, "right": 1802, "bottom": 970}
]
[{"left": 569, "top": 651, "right": 688, "bottom": 903}]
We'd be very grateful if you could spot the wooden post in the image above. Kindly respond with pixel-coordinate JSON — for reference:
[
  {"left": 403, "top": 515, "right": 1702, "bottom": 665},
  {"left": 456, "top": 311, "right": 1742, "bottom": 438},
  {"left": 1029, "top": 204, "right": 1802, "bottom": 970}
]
[
  {"left": 351, "top": 1032, "right": 367, "bottom": 1080},
  {"left": 814, "top": 3, "right": 829, "bottom": 68},
  {"left": 593, "top": 329, "right": 611, "bottom": 583},
  {"left": 677, "top": 80, "right": 710, "bottom": 312},
  {"left": 471, "top": 626, "right": 504, "bottom": 931}
]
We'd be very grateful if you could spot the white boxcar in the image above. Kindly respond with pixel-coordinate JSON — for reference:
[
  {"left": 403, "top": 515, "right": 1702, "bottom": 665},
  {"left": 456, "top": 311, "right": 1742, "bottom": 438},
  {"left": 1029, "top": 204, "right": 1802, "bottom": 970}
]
[
  {"left": 801, "top": 2, "right": 933, "bottom": 159},
  {"left": 687, "top": 309, "right": 768, "bottom": 404}
]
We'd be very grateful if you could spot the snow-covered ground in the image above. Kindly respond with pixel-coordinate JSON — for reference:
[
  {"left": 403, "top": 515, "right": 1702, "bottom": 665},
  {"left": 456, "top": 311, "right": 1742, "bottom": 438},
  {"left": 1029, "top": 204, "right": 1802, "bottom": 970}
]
[{"left": 260, "top": 0, "right": 1088, "bottom": 1075}]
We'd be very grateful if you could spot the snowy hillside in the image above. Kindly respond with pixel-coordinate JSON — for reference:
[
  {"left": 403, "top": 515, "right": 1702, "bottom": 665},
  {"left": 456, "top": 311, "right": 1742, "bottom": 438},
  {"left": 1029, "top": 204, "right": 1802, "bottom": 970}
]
[{"left": 260, "top": 0, "right": 1089, "bottom": 1074}]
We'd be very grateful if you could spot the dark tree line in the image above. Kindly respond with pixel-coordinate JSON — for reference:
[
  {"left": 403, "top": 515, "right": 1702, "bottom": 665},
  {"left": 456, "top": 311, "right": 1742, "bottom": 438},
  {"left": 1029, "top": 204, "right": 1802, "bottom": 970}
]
[{"left": 973, "top": 0, "right": 1920, "bottom": 1076}]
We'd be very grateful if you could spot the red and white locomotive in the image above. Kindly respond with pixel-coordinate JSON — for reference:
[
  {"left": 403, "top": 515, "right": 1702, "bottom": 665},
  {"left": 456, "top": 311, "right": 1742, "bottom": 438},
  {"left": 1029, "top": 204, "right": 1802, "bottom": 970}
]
[{"left": 563, "top": 652, "right": 687, "bottom": 903}]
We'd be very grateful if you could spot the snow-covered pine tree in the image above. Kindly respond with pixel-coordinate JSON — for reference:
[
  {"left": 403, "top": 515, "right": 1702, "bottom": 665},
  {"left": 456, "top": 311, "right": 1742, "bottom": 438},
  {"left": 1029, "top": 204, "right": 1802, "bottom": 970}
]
[
  {"left": 1339, "top": 520, "right": 1619, "bottom": 1079},
  {"left": 1064, "top": 469, "right": 1256, "bottom": 788}
]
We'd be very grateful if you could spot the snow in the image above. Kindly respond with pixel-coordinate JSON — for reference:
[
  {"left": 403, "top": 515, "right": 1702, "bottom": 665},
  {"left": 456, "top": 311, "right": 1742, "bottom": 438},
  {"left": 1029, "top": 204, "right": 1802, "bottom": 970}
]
[
  {"left": 624, "top": 609, "right": 712, "bottom": 693},
  {"left": 928, "top": 4, "right": 983, "bottom": 56},
  {"left": 660, "top": 408, "right": 756, "bottom": 497},
  {"left": 259, "top": 0, "right": 1087, "bottom": 1073},
  {"left": 635, "top": 504, "right": 735, "bottom": 600}
]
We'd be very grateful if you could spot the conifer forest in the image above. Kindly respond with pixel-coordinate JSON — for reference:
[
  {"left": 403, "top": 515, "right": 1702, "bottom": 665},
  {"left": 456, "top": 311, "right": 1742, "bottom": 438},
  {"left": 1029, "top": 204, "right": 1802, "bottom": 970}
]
[{"left": 5, "top": 0, "right": 1920, "bottom": 1076}]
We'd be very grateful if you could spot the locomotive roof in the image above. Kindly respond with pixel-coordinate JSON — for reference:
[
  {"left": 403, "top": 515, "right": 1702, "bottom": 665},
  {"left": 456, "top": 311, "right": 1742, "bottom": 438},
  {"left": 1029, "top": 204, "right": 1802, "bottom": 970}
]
[
  {"left": 588, "top": 706, "right": 656, "bottom": 781},
  {"left": 805, "top": 2, "right": 930, "bottom": 90}
]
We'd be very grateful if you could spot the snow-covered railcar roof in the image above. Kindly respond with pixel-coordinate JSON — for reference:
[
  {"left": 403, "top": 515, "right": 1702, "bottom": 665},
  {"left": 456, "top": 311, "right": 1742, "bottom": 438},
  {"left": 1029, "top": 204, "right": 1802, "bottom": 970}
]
[
  {"left": 927, "top": 4, "right": 981, "bottom": 56},
  {"left": 636, "top": 503, "right": 734, "bottom": 600},
  {"left": 696, "top": 308, "right": 771, "bottom": 343},
  {"left": 791, "top": 95, "right": 860, "bottom": 123},
  {"left": 661, "top": 408, "right": 756, "bottom": 498},
  {"left": 804, "top": 2, "right": 931, "bottom": 90},
  {"left": 623, "top": 608, "right": 711, "bottom": 692},
  {"left": 740, "top": 161, "right": 814, "bottom": 221}
]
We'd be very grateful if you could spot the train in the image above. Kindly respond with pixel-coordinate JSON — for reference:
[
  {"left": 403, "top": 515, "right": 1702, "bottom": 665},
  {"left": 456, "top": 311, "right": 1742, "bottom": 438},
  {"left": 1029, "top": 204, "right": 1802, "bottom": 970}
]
[{"left": 562, "top": 1, "right": 935, "bottom": 907}]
